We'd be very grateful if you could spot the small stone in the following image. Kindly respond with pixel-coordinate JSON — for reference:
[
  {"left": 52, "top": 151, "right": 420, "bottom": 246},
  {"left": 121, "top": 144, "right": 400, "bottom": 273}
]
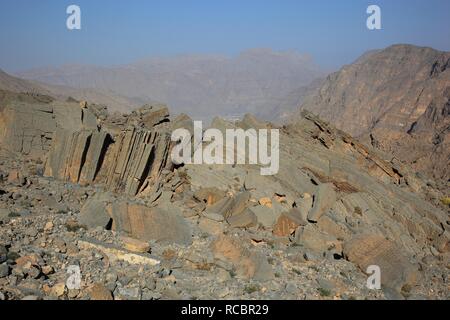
[
  {"left": 25, "top": 265, "right": 42, "bottom": 279},
  {"left": 25, "top": 228, "right": 39, "bottom": 238},
  {"left": 120, "top": 236, "right": 151, "bottom": 253},
  {"left": 15, "top": 253, "right": 42, "bottom": 268},
  {"left": 307, "top": 183, "right": 336, "bottom": 223},
  {"left": 51, "top": 283, "right": 66, "bottom": 297},
  {"left": 7, "top": 169, "right": 26, "bottom": 186},
  {"left": 273, "top": 209, "right": 307, "bottom": 237},
  {"left": 226, "top": 209, "right": 257, "bottom": 228},
  {"left": 42, "top": 265, "right": 54, "bottom": 275},
  {"left": 203, "top": 212, "right": 224, "bottom": 222},
  {"left": 430, "top": 246, "right": 440, "bottom": 257},
  {"left": 259, "top": 197, "right": 272, "bottom": 208},
  {"left": 89, "top": 283, "right": 113, "bottom": 300},
  {"left": 285, "top": 283, "right": 297, "bottom": 294},
  {"left": 67, "top": 289, "right": 80, "bottom": 299},
  {"left": 250, "top": 206, "right": 277, "bottom": 229},
  {"left": 198, "top": 218, "right": 225, "bottom": 236}
]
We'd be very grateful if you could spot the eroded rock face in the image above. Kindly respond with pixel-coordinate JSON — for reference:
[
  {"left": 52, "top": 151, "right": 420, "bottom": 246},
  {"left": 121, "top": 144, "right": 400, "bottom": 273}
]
[
  {"left": 298, "top": 44, "right": 450, "bottom": 187},
  {"left": 210, "top": 234, "right": 274, "bottom": 281},
  {"left": 0, "top": 87, "right": 448, "bottom": 300}
]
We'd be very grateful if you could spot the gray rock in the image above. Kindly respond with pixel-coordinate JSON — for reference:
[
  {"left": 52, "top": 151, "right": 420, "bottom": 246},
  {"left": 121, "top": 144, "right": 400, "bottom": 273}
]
[
  {"left": 227, "top": 209, "right": 257, "bottom": 228},
  {"left": 115, "top": 286, "right": 141, "bottom": 300},
  {"left": 285, "top": 283, "right": 297, "bottom": 294},
  {"left": 228, "top": 192, "right": 251, "bottom": 217},
  {"left": 25, "top": 228, "right": 39, "bottom": 238},
  {"left": 203, "top": 212, "right": 224, "bottom": 222},
  {"left": 108, "top": 201, "right": 192, "bottom": 245},
  {"left": 22, "top": 295, "right": 40, "bottom": 300},
  {"left": 0, "top": 208, "right": 10, "bottom": 221}
]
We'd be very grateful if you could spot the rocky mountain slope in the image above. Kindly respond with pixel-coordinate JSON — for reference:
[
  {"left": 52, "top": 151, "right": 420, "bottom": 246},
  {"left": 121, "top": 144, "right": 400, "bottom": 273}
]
[
  {"left": 298, "top": 44, "right": 450, "bottom": 187},
  {"left": 17, "top": 49, "right": 325, "bottom": 121},
  {"left": 0, "top": 91, "right": 448, "bottom": 300}
]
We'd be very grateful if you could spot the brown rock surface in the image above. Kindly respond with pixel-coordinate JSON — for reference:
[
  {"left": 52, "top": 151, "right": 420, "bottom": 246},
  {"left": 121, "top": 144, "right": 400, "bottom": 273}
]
[{"left": 298, "top": 44, "right": 450, "bottom": 187}]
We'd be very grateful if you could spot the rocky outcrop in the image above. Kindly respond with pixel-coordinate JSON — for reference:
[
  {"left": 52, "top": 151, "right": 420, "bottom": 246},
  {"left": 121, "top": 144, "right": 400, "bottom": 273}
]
[
  {"left": 298, "top": 44, "right": 450, "bottom": 187},
  {"left": 43, "top": 104, "right": 173, "bottom": 197}
]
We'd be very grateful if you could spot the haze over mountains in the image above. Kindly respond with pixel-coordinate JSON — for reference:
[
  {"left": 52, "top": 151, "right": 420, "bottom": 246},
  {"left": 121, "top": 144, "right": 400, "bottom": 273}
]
[{"left": 17, "top": 48, "right": 325, "bottom": 122}]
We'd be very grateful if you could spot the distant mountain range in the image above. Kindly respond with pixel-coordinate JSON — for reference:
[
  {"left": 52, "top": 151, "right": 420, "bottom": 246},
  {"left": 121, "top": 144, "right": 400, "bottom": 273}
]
[
  {"left": 16, "top": 48, "right": 326, "bottom": 122},
  {"left": 298, "top": 44, "right": 450, "bottom": 185},
  {"left": 3, "top": 44, "right": 449, "bottom": 187}
]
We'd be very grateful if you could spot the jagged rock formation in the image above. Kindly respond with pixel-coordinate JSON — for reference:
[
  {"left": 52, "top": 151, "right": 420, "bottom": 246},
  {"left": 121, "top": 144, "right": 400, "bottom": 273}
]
[
  {"left": 184, "top": 111, "right": 448, "bottom": 293},
  {"left": 0, "top": 95, "right": 174, "bottom": 197},
  {"left": 298, "top": 44, "right": 450, "bottom": 187},
  {"left": 0, "top": 68, "right": 141, "bottom": 113}
]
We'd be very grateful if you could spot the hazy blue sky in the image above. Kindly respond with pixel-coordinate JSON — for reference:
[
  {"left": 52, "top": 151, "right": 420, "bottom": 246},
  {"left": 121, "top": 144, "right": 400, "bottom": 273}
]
[{"left": 1, "top": 0, "right": 449, "bottom": 72}]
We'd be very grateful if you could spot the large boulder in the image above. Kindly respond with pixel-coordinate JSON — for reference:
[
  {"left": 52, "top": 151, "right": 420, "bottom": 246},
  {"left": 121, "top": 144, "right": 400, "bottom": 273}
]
[
  {"left": 211, "top": 235, "right": 273, "bottom": 281},
  {"left": 107, "top": 201, "right": 192, "bottom": 245},
  {"left": 343, "top": 234, "right": 420, "bottom": 292}
]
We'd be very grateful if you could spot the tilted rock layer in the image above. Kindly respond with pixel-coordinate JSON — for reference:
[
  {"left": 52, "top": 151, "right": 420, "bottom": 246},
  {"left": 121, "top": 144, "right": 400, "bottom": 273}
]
[{"left": 299, "top": 44, "right": 450, "bottom": 186}]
